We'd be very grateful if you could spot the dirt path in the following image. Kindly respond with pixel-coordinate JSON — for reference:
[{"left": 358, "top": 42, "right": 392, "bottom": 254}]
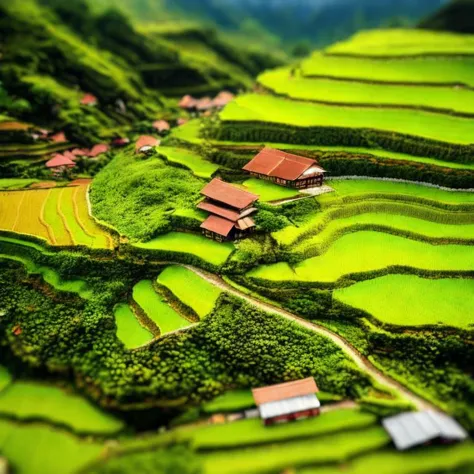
[{"left": 182, "top": 265, "right": 436, "bottom": 412}]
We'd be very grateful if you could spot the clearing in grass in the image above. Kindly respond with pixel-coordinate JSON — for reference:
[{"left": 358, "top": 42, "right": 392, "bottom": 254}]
[
  {"left": 221, "top": 94, "right": 474, "bottom": 146},
  {"left": 248, "top": 231, "right": 474, "bottom": 283},
  {"left": 301, "top": 52, "right": 474, "bottom": 88},
  {"left": 157, "top": 266, "right": 222, "bottom": 318},
  {"left": 133, "top": 280, "right": 191, "bottom": 334},
  {"left": 114, "top": 303, "right": 153, "bottom": 349},
  {"left": 0, "top": 381, "right": 124, "bottom": 435},
  {"left": 259, "top": 67, "right": 474, "bottom": 116},
  {"left": 334, "top": 275, "right": 474, "bottom": 330},
  {"left": 243, "top": 178, "right": 300, "bottom": 202},
  {"left": 159, "top": 146, "right": 219, "bottom": 178},
  {"left": 133, "top": 232, "right": 234, "bottom": 266}
]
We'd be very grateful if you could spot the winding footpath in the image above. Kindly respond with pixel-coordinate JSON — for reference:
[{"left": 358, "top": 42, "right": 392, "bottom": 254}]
[{"left": 182, "top": 264, "right": 436, "bottom": 412}]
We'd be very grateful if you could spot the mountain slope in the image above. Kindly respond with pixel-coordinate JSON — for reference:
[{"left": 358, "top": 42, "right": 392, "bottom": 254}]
[{"left": 420, "top": 0, "right": 474, "bottom": 34}]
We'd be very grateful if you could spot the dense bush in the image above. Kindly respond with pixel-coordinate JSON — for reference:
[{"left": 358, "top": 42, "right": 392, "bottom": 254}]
[{"left": 90, "top": 151, "right": 203, "bottom": 241}]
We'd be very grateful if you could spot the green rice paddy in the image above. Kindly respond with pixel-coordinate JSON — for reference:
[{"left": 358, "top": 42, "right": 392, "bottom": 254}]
[
  {"left": 243, "top": 178, "right": 300, "bottom": 202},
  {"left": 133, "top": 232, "right": 234, "bottom": 266},
  {"left": 0, "top": 419, "right": 103, "bottom": 474},
  {"left": 157, "top": 266, "right": 222, "bottom": 318},
  {"left": 0, "top": 179, "right": 39, "bottom": 190},
  {"left": 326, "top": 29, "right": 474, "bottom": 57},
  {"left": 132, "top": 280, "right": 191, "bottom": 334},
  {"left": 301, "top": 52, "right": 474, "bottom": 88},
  {"left": 221, "top": 94, "right": 474, "bottom": 145},
  {"left": 334, "top": 275, "right": 474, "bottom": 329},
  {"left": 159, "top": 146, "right": 219, "bottom": 178},
  {"left": 325, "top": 179, "right": 474, "bottom": 204},
  {"left": 0, "top": 381, "right": 124, "bottom": 435},
  {"left": 192, "top": 409, "right": 376, "bottom": 450},
  {"left": 259, "top": 67, "right": 474, "bottom": 115},
  {"left": 114, "top": 303, "right": 153, "bottom": 349},
  {"left": 248, "top": 231, "right": 474, "bottom": 283}
]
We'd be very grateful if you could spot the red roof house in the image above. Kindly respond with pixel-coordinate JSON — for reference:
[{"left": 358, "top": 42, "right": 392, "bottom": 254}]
[
  {"left": 252, "top": 377, "right": 320, "bottom": 426},
  {"left": 196, "top": 97, "right": 214, "bottom": 112},
  {"left": 243, "top": 147, "right": 326, "bottom": 189},
  {"left": 50, "top": 132, "right": 67, "bottom": 144},
  {"left": 46, "top": 154, "right": 76, "bottom": 170},
  {"left": 179, "top": 95, "right": 198, "bottom": 110},
  {"left": 88, "top": 144, "right": 109, "bottom": 158},
  {"left": 199, "top": 178, "right": 259, "bottom": 241},
  {"left": 70, "top": 148, "right": 90, "bottom": 157},
  {"left": 81, "top": 93, "right": 98, "bottom": 106},
  {"left": 213, "top": 91, "right": 234, "bottom": 109},
  {"left": 152, "top": 120, "right": 171, "bottom": 133},
  {"left": 135, "top": 135, "right": 159, "bottom": 154}
]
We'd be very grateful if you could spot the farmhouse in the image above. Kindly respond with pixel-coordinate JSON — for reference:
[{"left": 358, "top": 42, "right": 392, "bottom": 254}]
[
  {"left": 135, "top": 135, "right": 159, "bottom": 154},
  {"left": 45, "top": 154, "right": 76, "bottom": 175},
  {"left": 382, "top": 411, "right": 468, "bottom": 451},
  {"left": 88, "top": 144, "right": 109, "bottom": 158},
  {"left": 198, "top": 178, "right": 259, "bottom": 242},
  {"left": 153, "top": 120, "right": 171, "bottom": 134},
  {"left": 81, "top": 93, "right": 98, "bottom": 106},
  {"left": 243, "top": 147, "right": 326, "bottom": 189},
  {"left": 252, "top": 377, "right": 320, "bottom": 426}
]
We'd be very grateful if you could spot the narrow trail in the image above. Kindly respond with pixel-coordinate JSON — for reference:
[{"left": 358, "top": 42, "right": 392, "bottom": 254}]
[{"left": 182, "top": 264, "right": 436, "bottom": 412}]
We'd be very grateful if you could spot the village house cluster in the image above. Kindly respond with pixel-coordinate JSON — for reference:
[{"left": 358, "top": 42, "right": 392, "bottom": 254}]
[{"left": 179, "top": 91, "right": 235, "bottom": 114}]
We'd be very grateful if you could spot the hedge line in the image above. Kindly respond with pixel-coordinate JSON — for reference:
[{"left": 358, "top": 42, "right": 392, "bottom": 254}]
[{"left": 212, "top": 121, "right": 474, "bottom": 163}]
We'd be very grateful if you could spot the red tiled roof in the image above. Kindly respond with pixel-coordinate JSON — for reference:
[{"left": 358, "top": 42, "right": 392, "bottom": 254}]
[
  {"left": 197, "top": 201, "right": 241, "bottom": 222},
  {"left": 196, "top": 97, "right": 213, "bottom": 111},
  {"left": 252, "top": 378, "right": 319, "bottom": 406},
  {"left": 179, "top": 95, "right": 197, "bottom": 109},
  {"left": 70, "top": 148, "right": 89, "bottom": 156},
  {"left": 81, "top": 93, "right": 98, "bottom": 105},
  {"left": 46, "top": 154, "right": 75, "bottom": 168},
  {"left": 153, "top": 120, "right": 170, "bottom": 132},
  {"left": 63, "top": 151, "right": 77, "bottom": 161},
  {"left": 135, "top": 135, "right": 159, "bottom": 152},
  {"left": 201, "top": 179, "right": 259, "bottom": 210},
  {"left": 50, "top": 132, "right": 67, "bottom": 143},
  {"left": 200, "top": 215, "right": 234, "bottom": 237},
  {"left": 89, "top": 144, "right": 109, "bottom": 157},
  {"left": 243, "top": 147, "right": 325, "bottom": 181},
  {"left": 213, "top": 91, "right": 234, "bottom": 108}
]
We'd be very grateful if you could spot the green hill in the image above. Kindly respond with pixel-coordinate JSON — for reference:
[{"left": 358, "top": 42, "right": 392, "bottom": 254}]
[{"left": 420, "top": 0, "right": 474, "bottom": 34}]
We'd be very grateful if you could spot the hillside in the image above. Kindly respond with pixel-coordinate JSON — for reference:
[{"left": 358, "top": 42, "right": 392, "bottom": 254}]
[{"left": 420, "top": 0, "right": 474, "bottom": 34}]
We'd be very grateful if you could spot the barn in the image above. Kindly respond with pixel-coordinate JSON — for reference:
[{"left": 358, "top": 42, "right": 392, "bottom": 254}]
[
  {"left": 198, "top": 178, "right": 259, "bottom": 242},
  {"left": 252, "top": 377, "right": 320, "bottom": 426},
  {"left": 243, "top": 147, "right": 326, "bottom": 189}
]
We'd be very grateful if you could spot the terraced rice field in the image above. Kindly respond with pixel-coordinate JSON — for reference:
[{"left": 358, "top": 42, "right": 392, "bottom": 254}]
[
  {"left": 114, "top": 303, "right": 153, "bottom": 349},
  {"left": 133, "top": 232, "right": 234, "bottom": 266},
  {"left": 334, "top": 275, "right": 474, "bottom": 330},
  {"left": 259, "top": 67, "right": 474, "bottom": 115},
  {"left": 326, "top": 29, "right": 474, "bottom": 57},
  {"left": 300, "top": 52, "right": 474, "bottom": 88},
  {"left": 157, "top": 266, "right": 222, "bottom": 318},
  {"left": 0, "top": 381, "right": 124, "bottom": 435},
  {"left": 221, "top": 94, "right": 474, "bottom": 145},
  {"left": 0, "top": 419, "right": 104, "bottom": 474},
  {"left": 248, "top": 231, "right": 474, "bottom": 283},
  {"left": 0, "top": 184, "right": 112, "bottom": 248},
  {"left": 132, "top": 280, "right": 191, "bottom": 334},
  {"left": 159, "top": 146, "right": 219, "bottom": 178},
  {"left": 243, "top": 178, "right": 300, "bottom": 202}
]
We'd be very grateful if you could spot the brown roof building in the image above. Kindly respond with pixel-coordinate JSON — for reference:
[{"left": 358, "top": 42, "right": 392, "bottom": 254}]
[
  {"left": 199, "top": 178, "right": 259, "bottom": 242},
  {"left": 252, "top": 377, "right": 321, "bottom": 426},
  {"left": 243, "top": 147, "right": 326, "bottom": 189},
  {"left": 135, "top": 135, "right": 159, "bottom": 154}
]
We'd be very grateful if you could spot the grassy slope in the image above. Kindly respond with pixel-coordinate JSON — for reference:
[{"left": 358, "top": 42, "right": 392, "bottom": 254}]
[
  {"left": 134, "top": 232, "right": 234, "bottom": 266},
  {"left": 0, "top": 366, "right": 12, "bottom": 393},
  {"left": 334, "top": 275, "right": 474, "bottom": 329},
  {"left": 157, "top": 266, "right": 221, "bottom": 318},
  {"left": 0, "top": 382, "right": 124, "bottom": 435},
  {"left": 243, "top": 178, "right": 300, "bottom": 202},
  {"left": 301, "top": 52, "right": 474, "bottom": 88},
  {"left": 259, "top": 67, "right": 474, "bottom": 115},
  {"left": 0, "top": 179, "right": 39, "bottom": 190},
  {"left": 326, "top": 29, "right": 474, "bottom": 56},
  {"left": 132, "top": 280, "right": 191, "bottom": 334},
  {"left": 221, "top": 94, "right": 474, "bottom": 145},
  {"left": 0, "top": 419, "right": 103, "bottom": 474},
  {"left": 114, "top": 303, "right": 153, "bottom": 349},
  {"left": 159, "top": 146, "right": 219, "bottom": 178},
  {"left": 249, "top": 231, "right": 474, "bottom": 283}
]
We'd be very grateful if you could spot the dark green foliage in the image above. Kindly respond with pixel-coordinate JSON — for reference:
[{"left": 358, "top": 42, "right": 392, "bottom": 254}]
[
  {"left": 90, "top": 150, "right": 203, "bottom": 241},
  {"left": 90, "top": 445, "right": 202, "bottom": 474},
  {"left": 420, "top": 0, "right": 474, "bottom": 34},
  {"left": 254, "top": 210, "right": 289, "bottom": 233}
]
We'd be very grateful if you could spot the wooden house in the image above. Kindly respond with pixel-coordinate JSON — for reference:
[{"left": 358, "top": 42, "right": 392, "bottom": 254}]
[
  {"left": 46, "top": 154, "right": 76, "bottom": 175},
  {"left": 243, "top": 147, "right": 326, "bottom": 189},
  {"left": 198, "top": 178, "right": 259, "bottom": 242},
  {"left": 252, "top": 377, "right": 320, "bottom": 426}
]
